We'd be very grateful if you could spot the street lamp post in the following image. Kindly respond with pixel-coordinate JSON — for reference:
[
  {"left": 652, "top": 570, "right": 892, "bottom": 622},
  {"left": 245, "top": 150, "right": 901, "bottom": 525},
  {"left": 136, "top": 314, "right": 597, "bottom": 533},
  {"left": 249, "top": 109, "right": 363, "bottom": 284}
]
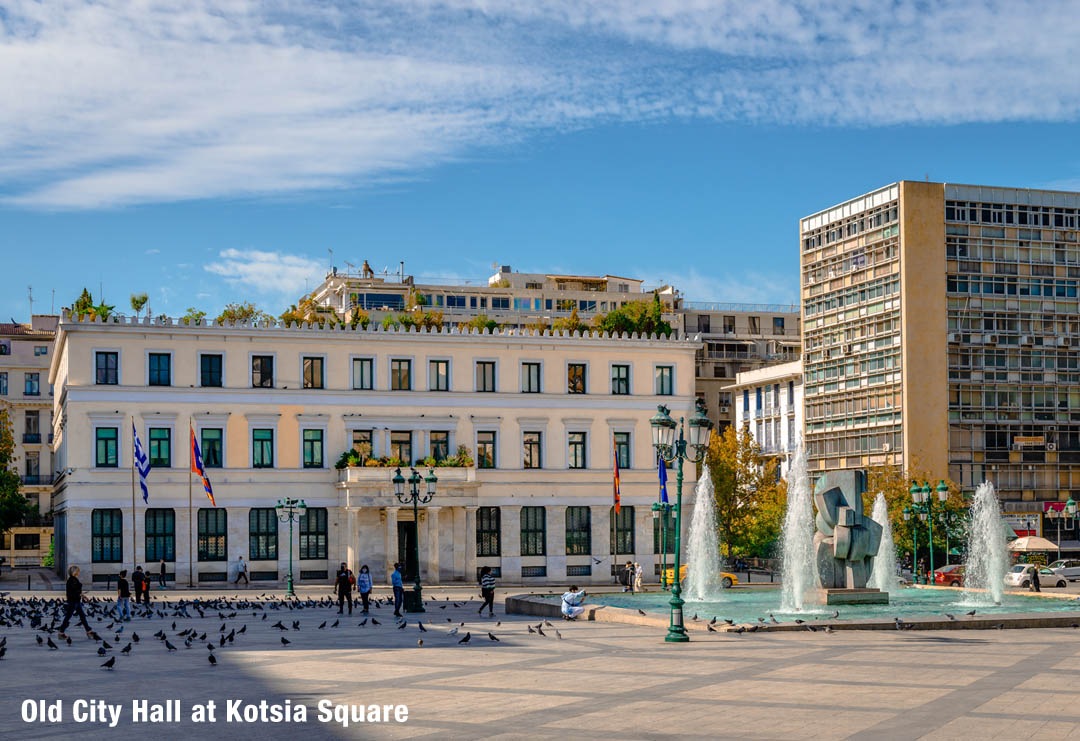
[
  {"left": 651, "top": 501, "right": 674, "bottom": 590},
  {"left": 909, "top": 480, "right": 948, "bottom": 583},
  {"left": 275, "top": 497, "right": 307, "bottom": 597},
  {"left": 650, "top": 398, "right": 714, "bottom": 643},
  {"left": 393, "top": 466, "right": 437, "bottom": 613}
]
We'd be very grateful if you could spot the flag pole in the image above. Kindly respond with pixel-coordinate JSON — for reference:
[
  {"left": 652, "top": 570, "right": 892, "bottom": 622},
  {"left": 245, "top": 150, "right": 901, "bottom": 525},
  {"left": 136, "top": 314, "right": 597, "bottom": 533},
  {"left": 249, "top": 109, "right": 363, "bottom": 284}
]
[
  {"left": 130, "top": 416, "right": 137, "bottom": 574},
  {"left": 188, "top": 417, "right": 194, "bottom": 588}
]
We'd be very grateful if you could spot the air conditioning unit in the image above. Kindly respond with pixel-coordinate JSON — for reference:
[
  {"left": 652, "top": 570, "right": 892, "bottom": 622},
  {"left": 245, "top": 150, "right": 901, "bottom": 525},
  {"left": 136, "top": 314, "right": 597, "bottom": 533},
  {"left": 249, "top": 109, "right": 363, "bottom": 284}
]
[
  {"left": 1021, "top": 335, "right": 1033, "bottom": 345},
  {"left": 842, "top": 344, "right": 852, "bottom": 355},
  {"left": 1058, "top": 337, "right": 1068, "bottom": 346},
  {"left": 948, "top": 333, "right": 962, "bottom": 343},
  {"left": 1048, "top": 442, "right": 1057, "bottom": 451},
  {"left": 882, "top": 443, "right": 891, "bottom": 452},
  {"left": 1048, "top": 425, "right": 1057, "bottom": 431},
  {"left": 984, "top": 334, "right": 998, "bottom": 344},
  {"left": 718, "top": 406, "right": 731, "bottom": 414}
]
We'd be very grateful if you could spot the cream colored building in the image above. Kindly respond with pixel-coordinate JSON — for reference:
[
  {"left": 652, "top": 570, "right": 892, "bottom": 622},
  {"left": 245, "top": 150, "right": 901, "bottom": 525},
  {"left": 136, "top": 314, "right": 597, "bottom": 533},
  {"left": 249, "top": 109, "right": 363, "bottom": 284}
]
[
  {"left": 728, "top": 360, "right": 803, "bottom": 478},
  {"left": 49, "top": 313, "right": 699, "bottom": 586},
  {"left": 0, "top": 315, "right": 57, "bottom": 567}
]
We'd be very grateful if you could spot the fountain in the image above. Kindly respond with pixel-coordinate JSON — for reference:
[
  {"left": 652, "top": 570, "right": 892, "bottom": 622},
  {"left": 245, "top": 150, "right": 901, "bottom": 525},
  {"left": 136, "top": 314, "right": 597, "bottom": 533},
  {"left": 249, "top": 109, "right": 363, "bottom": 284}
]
[
  {"left": 684, "top": 466, "right": 723, "bottom": 602},
  {"left": 780, "top": 443, "right": 818, "bottom": 611},
  {"left": 963, "top": 481, "right": 1008, "bottom": 605},
  {"left": 867, "top": 493, "right": 899, "bottom": 593}
]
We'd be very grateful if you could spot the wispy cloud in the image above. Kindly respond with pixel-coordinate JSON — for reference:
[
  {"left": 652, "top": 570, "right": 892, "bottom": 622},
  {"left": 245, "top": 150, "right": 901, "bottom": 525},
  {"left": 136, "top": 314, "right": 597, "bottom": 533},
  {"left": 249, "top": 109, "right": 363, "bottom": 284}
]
[
  {"left": 145, "top": 248, "right": 160, "bottom": 255},
  {"left": 205, "top": 248, "right": 325, "bottom": 296},
  {"left": 2, "top": 1, "right": 1079, "bottom": 208}
]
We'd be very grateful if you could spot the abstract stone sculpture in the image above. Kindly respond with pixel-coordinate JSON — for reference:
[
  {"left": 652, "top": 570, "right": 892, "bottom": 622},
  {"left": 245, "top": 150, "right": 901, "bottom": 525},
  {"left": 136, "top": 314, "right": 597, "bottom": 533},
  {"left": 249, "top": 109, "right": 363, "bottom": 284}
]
[{"left": 813, "top": 471, "right": 883, "bottom": 589}]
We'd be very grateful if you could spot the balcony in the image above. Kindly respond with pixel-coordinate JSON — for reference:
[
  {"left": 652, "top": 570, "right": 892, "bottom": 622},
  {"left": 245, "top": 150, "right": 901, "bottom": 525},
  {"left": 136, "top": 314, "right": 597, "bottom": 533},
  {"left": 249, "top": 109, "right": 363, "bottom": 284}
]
[
  {"left": 21, "top": 474, "right": 53, "bottom": 486},
  {"left": 22, "top": 433, "right": 41, "bottom": 444}
]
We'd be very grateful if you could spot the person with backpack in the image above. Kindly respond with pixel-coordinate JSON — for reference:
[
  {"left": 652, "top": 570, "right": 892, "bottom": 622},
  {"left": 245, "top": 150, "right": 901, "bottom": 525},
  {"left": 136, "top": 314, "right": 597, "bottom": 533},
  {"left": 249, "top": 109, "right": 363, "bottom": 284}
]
[
  {"left": 356, "top": 565, "right": 373, "bottom": 614},
  {"left": 335, "top": 562, "right": 353, "bottom": 614}
]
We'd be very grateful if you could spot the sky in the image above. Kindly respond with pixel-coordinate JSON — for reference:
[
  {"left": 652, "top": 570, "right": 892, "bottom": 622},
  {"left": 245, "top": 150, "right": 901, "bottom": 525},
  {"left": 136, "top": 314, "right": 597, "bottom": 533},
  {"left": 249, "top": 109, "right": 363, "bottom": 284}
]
[{"left": 2, "top": 1, "right": 1080, "bottom": 321}]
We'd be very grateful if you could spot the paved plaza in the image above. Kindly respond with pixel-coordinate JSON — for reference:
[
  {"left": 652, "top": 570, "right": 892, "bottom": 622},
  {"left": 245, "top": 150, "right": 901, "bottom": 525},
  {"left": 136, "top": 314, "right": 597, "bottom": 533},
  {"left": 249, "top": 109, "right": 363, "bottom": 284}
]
[{"left": 2, "top": 587, "right": 1080, "bottom": 739}]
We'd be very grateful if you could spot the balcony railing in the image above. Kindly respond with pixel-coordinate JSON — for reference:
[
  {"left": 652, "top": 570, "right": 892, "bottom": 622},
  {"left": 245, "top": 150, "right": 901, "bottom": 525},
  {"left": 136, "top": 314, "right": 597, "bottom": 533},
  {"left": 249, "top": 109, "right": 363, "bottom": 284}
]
[
  {"left": 22, "top": 433, "right": 41, "bottom": 444},
  {"left": 21, "top": 474, "right": 53, "bottom": 486}
]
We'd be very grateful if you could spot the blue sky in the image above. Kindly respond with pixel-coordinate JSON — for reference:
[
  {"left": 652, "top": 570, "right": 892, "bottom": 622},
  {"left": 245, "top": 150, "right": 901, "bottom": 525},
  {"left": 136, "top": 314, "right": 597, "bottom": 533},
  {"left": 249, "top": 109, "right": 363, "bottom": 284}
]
[{"left": 2, "top": 1, "right": 1079, "bottom": 321}]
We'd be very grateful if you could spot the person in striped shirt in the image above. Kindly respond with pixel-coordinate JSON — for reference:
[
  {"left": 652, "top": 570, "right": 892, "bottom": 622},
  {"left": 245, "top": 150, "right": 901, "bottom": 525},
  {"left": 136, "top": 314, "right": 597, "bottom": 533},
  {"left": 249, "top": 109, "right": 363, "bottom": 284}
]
[{"left": 478, "top": 566, "right": 496, "bottom": 617}]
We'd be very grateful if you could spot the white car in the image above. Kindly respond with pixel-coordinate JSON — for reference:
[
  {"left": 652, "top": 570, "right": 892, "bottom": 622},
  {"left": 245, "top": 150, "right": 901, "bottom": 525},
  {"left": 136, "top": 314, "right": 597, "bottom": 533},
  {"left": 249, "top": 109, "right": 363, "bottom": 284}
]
[
  {"left": 1004, "top": 564, "right": 1067, "bottom": 589},
  {"left": 1048, "top": 559, "right": 1080, "bottom": 581}
]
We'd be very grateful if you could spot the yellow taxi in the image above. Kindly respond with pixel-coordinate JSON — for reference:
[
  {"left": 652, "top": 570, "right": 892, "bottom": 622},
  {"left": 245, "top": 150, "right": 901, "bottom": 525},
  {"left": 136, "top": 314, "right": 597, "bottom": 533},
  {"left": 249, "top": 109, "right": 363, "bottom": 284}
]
[{"left": 662, "top": 565, "right": 739, "bottom": 588}]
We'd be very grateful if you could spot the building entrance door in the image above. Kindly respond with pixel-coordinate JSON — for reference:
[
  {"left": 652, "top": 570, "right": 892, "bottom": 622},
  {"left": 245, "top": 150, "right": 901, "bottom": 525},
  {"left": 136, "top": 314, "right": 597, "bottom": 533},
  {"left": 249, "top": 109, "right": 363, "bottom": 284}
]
[{"left": 397, "top": 521, "right": 418, "bottom": 581}]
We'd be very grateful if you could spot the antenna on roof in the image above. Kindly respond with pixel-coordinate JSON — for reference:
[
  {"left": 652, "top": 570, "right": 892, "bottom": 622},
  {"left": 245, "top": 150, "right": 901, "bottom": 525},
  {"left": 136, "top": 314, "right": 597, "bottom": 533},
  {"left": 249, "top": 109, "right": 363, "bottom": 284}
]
[
  {"left": 27, "top": 285, "right": 33, "bottom": 315},
  {"left": 344, "top": 260, "right": 355, "bottom": 275}
]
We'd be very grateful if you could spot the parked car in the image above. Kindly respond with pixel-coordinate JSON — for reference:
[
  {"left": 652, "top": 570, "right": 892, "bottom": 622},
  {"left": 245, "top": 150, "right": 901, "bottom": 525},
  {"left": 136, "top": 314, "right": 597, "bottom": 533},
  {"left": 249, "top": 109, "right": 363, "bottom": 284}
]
[
  {"left": 663, "top": 565, "right": 739, "bottom": 588},
  {"left": 933, "top": 564, "right": 965, "bottom": 587},
  {"left": 1048, "top": 559, "right": 1080, "bottom": 581},
  {"left": 1004, "top": 564, "right": 1067, "bottom": 589}
]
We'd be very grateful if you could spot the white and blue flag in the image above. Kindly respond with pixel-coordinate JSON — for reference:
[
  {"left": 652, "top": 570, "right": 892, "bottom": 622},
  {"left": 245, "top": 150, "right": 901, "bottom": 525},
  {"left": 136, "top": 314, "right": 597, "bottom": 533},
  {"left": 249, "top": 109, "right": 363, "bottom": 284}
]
[{"left": 133, "top": 422, "right": 151, "bottom": 502}]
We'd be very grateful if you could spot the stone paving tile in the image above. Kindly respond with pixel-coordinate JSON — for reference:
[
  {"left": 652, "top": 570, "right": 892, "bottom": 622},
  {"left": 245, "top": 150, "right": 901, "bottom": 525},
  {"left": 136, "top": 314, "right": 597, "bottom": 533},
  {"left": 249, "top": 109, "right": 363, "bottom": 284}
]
[
  {"left": 420, "top": 667, "right": 678, "bottom": 694},
  {"left": 921, "top": 716, "right": 1080, "bottom": 740},
  {"left": 553, "top": 654, "right": 755, "bottom": 675},
  {"left": 840, "top": 647, "right": 1027, "bottom": 668},
  {"left": 1016, "top": 672, "right": 1080, "bottom": 692},
  {"left": 974, "top": 689, "right": 1080, "bottom": 717},
  {"left": 675, "top": 678, "right": 949, "bottom": 711},
  {"left": 760, "top": 661, "right": 991, "bottom": 687}
]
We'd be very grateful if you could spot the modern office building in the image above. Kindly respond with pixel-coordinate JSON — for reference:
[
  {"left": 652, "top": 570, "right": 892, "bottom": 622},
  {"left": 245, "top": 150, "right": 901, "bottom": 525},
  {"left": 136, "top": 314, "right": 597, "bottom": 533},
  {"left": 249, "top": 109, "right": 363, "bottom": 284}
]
[
  {"left": 728, "top": 360, "right": 803, "bottom": 478},
  {"left": 0, "top": 315, "right": 57, "bottom": 566},
  {"left": 48, "top": 312, "right": 699, "bottom": 586},
  {"left": 801, "top": 181, "right": 1080, "bottom": 520}
]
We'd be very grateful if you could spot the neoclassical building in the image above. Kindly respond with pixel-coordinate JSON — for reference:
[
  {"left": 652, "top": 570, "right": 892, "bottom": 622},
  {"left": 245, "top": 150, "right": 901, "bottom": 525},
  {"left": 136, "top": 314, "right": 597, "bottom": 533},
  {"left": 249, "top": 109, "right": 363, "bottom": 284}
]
[{"left": 49, "top": 313, "right": 700, "bottom": 586}]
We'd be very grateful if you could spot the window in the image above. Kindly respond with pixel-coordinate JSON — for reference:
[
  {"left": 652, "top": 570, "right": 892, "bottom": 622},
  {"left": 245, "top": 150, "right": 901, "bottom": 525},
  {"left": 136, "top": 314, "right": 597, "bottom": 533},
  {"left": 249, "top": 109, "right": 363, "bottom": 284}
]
[
  {"left": 521, "top": 506, "right": 546, "bottom": 556},
  {"left": 302, "top": 357, "right": 324, "bottom": 389},
  {"left": 201, "top": 428, "right": 223, "bottom": 468},
  {"left": 24, "top": 372, "right": 39, "bottom": 396},
  {"left": 352, "top": 429, "right": 373, "bottom": 455},
  {"left": 477, "top": 506, "right": 500, "bottom": 556},
  {"left": 430, "top": 431, "right": 449, "bottom": 461},
  {"left": 567, "top": 363, "right": 586, "bottom": 394},
  {"left": 611, "top": 364, "right": 630, "bottom": 395},
  {"left": 299, "top": 507, "right": 328, "bottom": 559},
  {"left": 655, "top": 366, "right": 673, "bottom": 395},
  {"left": 773, "top": 317, "right": 786, "bottom": 334},
  {"left": 521, "top": 362, "right": 541, "bottom": 393},
  {"left": 252, "top": 429, "right": 274, "bottom": 468},
  {"left": 148, "top": 428, "right": 171, "bottom": 468},
  {"left": 390, "top": 431, "right": 412, "bottom": 464},
  {"left": 429, "top": 360, "right": 449, "bottom": 391},
  {"left": 391, "top": 359, "right": 411, "bottom": 390},
  {"left": 25, "top": 451, "right": 39, "bottom": 479},
  {"left": 476, "top": 361, "right": 496, "bottom": 392},
  {"left": 95, "top": 427, "right": 119, "bottom": 468},
  {"left": 610, "top": 505, "right": 635, "bottom": 555},
  {"left": 34, "top": 345, "right": 47, "bottom": 356},
  {"left": 523, "top": 431, "right": 542, "bottom": 469},
  {"left": 148, "top": 353, "right": 171, "bottom": 386},
  {"left": 91, "top": 509, "right": 123, "bottom": 563},
  {"left": 788, "top": 381, "right": 795, "bottom": 406},
  {"left": 198, "top": 508, "right": 227, "bottom": 561},
  {"left": 303, "top": 429, "right": 324, "bottom": 468},
  {"left": 749, "top": 316, "right": 760, "bottom": 334},
  {"left": 249, "top": 508, "right": 278, "bottom": 560},
  {"left": 723, "top": 316, "right": 735, "bottom": 333},
  {"left": 25, "top": 410, "right": 39, "bottom": 437},
  {"left": 15, "top": 533, "right": 40, "bottom": 550},
  {"left": 352, "top": 358, "right": 373, "bottom": 390},
  {"left": 477, "top": 431, "right": 496, "bottom": 468},
  {"left": 614, "top": 432, "right": 630, "bottom": 468},
  {"left": 743, "top": 389, "right": 749, "bottom": 413},
  {"left": 96, "top": 352, "right": 118, "bottom": 385},
  {"left": 145, "top": 508, "right": 175, "bottom": 562},
  {"left": 697, "top": 315, "right": 711, "bottom": 333},
  {"left": 200, "top": 354, "right": 223, "bottom": 387},
  {"left": 653, "top": 512, "right": 676, "bottom": 554},
  {"left": 252, "top": 355, "right": 274, "bottom": 387},
  {"left": 568, "top": 432, "right": 587, "bottom": 469},
  {"left": 0, "top": 372, "right": 6, "bottom": 395},
  {"left": 565, "top": 506, "right": 591, "bottom": 555}
]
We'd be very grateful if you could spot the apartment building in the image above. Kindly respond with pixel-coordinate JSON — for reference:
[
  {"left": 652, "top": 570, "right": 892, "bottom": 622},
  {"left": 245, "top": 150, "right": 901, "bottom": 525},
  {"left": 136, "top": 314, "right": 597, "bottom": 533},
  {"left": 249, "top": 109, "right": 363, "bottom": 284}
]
[
  {"left": 682, "top": 303, "right": 801, "bottom": 434},
  {"left": 0, "top": 315, "right": 57, "bottom": 567},
  {"left": 801, "top": 181, "right": 1080, "bottom": 523},
  {"left": 310, "top": 264, "right": 680, "bottom": 329},
  {"left": 49, "top": 312, "right": 699, "bottom": 586},
  {"left": 728, "top": 361, "right": 803, "bottom": 478}
]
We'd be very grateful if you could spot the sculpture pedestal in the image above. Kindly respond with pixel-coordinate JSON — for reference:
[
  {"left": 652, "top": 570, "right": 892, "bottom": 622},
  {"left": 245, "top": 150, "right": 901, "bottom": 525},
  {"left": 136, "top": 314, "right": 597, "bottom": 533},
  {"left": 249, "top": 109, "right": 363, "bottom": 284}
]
[{"left": 825, "top": 588, "right": 888, "bottom": 606}]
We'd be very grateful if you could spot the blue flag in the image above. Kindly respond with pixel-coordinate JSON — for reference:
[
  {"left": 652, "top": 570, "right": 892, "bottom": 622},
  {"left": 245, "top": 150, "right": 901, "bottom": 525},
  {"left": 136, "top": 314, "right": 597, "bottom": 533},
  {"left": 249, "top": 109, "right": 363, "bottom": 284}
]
[
  {"left": 133, "top": 422, "right": 151, "bottom": 503},
  {"left": 658, "top": 454, "right": 668, "bottom": 503}
]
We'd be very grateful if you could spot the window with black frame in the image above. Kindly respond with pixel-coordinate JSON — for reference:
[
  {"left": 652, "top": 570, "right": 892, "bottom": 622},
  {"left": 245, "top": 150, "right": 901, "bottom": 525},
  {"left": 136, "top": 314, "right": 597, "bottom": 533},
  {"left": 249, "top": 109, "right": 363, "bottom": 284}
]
[
  {"left": 477, "top": 506, "right": 500, "bottom": 556},
  {"left": 614, "top": 432, "right": 630, "bottom": 469},
  {"left": 653, "top": 513, "right": 676, "bottom": 554},
  {"left": 145, "top": 508, "right": 175, "bottom": 561},
  {"left": 148, "top": 353, "right": 171, "bottom": 386},
  {"left": 303, "top": 429, "right": 324, "bottom": 468},
  {"left": 96, "top": 351, "right": 119, "bottom": 385},
  {"left": 565, "top": 506, "right": 591, "bottom": 555},
  {"left": 200, "top": 428, "right": 223, "bottom": 468},
  {"left": 251, "top": 355, "right": 274, "bottom": 387},
  {"left": 610, "top": 505, "right": 635, "bottom": 555},
  {"left": 523, "top": 431, "right": 542, "bottom": 469},
  {"left": 611, "top": 364, "right": 630, "bottom": 395},
  {"left": 430, "top": 431, "right": 449, "bottom": 461},
  {"left": 198, "top": 508, "right": 227, "bottom": 561},
  {"left": 567, "top": 363, "right": 586, "bottom": 394},
  {"left": 476, "top": 361, "right": 496, "bottom": 392},
  {"left": 249, "top": 508, "right": 278, "bottom": 560},
  {"left": 299, "top": 507, "right": 328, "bottom": 559},
  {"left": 92, "top": 508, "right": 123, "bottom": 563},
  {"left": 568, "top": 431, "right": 587, "bottom": 469},
  {"left": 520, "top": 506, "right": 546, "bottom": 556},
  {"left": 477, "top": 431, "right": 496, "bottom": 468},
  {"left": 200, "top": 354, "right": 223, "bottom": 387}
]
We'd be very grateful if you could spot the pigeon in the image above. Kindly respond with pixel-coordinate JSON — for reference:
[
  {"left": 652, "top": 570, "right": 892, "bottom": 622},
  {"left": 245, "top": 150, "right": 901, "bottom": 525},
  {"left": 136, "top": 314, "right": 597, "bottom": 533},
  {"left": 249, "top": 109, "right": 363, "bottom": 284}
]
[
  {"left": 132, "top": 632, "right": 139, "bottom": 643},
  {"left": 825, "top": 626, "right": 836, "bottom": 634},
  {"left": 527, "top": 625, "right": 535, "bottom": 634},
  {"left": 318, "top": 621, "right": 326, "bottom": 630},
  {"left": 794, "top": 619, "right": 805, "bottom": 624},
  {"left": 47, "top": 637, "right": 58, "bottom": 649},
  {"left": 544, "top": 620, "right": 554, "bottom": 627},
  {"left": 397, "top": 621, "right": 407, "bottom": 630},
  {"left": 709, "top": 617, "right": 717, "bottom": 625},
  {"left": 734, "top": 626, "right": 746, "bottom": 634},
  {"left": 692, "top": 614, "right": 699, "bottom": 621},
  {"left": 997, "top": 623, "right": 1005, "bottom": 630},
  {"left": 418, "top": 622, "right": 427, "bottom": 632},
  {"left": 806, "top": 624, "right": 817, "bottom": 632},
  {"left": 830, "top": 610, "right": 839, "bottom": 619},
  {"left": 537, "top": 626, "right": 546, "bottom": 637},
  {"left": 0, "top": 646, "right": 6, "bottom": 660},
  {"left": 946, "top": 614, "right": 955, "bottom": 621},
  {"left": 371, "top": 619, "right": 380, "bottom": 626},
  {"left": 966, "top": 610, "right": 976, "bottom": 616},
  {"left": 101, "top": 656, "right": 116, "bottom": 670},
  {"left": 165, "top": 641, "right": 177, "bottom": 651},
  {"left": 556, "top": 630, "right": 563, "bottom": 639},
  {"left": 35, "top": 635, "right": 43, "bottom": 646},
  {"left": 330, "top": 620, "right": 338, "bottom": 628},
  {"left": 208, "top": 654, "right": 217, "bottom": 666},
  {"left": 637, "top": 609, "right": 646, "bottom": 616},
  {"left": 97, "top": 647, "right": 107, "bottom": 657},
  {"left": 487, "top": 632, "right": 499, "bottom": 642},
  {"left": 723, "top": 619, "right": 734, "bottom": 625},
  {"left": 292, "top": 621, "right": 300, "bottom": 630},
  {"left": 769, "top": 614, "right": 779, "bottom": 624},
  {"left": 417, "top": 639, "right": 423, "bottom": 648},
  {"left": 707, "top": 624, "right": 717, "bottom": 633},
  {"left": 894, "top": 618, "right": 904, "bottom": 631},
  {"left": 280, "top": 637, "right": 290, "bottom": 646},
  {"left": 449, "top": 627, "right": 460, "bottom": 636},
  {"left": 358, "top": 619, "right": 368, "bottom": 627},
  {"left": 102, "top": 640, "right": 112, "bottom": 649},
  {"left": 458, "top": 632, "right": 471, "bottom": 644}
]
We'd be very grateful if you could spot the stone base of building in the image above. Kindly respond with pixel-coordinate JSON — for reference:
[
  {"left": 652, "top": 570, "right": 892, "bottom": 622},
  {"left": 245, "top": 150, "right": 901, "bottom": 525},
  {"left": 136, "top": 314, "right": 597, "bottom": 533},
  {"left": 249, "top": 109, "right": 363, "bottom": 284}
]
[{"left": 825, "top": 588, "right": 888, "bottom": 605}]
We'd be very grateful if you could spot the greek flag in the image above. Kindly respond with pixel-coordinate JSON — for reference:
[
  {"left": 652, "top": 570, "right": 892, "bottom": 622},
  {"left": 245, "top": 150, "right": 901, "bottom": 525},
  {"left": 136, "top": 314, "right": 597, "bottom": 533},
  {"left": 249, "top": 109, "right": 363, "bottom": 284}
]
[{"left": 133, "top": 422, "right": 151, "bottom": 502}]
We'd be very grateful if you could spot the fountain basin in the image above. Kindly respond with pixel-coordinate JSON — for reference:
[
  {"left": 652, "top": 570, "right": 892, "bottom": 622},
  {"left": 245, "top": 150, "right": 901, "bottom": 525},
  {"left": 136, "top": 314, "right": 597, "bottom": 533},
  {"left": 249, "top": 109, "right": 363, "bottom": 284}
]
[{"left": 826, "top": 588, "right": 888, "bottom": 605}]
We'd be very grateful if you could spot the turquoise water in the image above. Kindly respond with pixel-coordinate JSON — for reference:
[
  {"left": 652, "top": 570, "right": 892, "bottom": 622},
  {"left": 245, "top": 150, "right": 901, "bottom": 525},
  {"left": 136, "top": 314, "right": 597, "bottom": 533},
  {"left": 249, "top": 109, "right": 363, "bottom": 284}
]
[{"left": 577, "top": 587, "right": 1080, "bottom": 624}]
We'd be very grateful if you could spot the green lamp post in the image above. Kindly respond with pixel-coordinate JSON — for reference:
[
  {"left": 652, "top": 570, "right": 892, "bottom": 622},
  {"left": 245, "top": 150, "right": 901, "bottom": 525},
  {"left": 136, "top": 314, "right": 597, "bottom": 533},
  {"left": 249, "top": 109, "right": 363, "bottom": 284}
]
[
  {"left": 908, "top": 480, "right": 949, "bottom": 583},
  {"left": 393, "top": 466, "right": 437, "bottom": 613},
  {"left": 275, "top": 497, "right": 307, "bottom": 597},
  {"left": 649, "top": 398, "right": 714, "bottom": 643}
]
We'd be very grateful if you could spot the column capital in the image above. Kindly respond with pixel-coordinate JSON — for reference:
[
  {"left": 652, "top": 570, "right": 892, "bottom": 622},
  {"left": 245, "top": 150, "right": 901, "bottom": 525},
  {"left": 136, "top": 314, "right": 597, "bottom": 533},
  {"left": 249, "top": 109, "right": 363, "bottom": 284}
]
[
  {"left": 464, "top": 505, "right": 479, "bottom": 512},
  {"left": 426, "top": 505, "right": 443, "bottom": 513}
]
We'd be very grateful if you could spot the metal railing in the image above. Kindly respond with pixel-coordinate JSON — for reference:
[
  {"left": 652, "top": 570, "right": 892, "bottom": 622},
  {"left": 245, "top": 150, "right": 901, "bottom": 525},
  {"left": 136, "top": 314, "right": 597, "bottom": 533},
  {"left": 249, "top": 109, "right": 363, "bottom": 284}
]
[
  {"left": 684, "top": 301, "right": 799, "bottom": 313},
  {"left": 22, "top": 433, "right": 41, "bottom": 444},
  {"left": 21, "top": 474, "right": 53, "bottom": 486}
]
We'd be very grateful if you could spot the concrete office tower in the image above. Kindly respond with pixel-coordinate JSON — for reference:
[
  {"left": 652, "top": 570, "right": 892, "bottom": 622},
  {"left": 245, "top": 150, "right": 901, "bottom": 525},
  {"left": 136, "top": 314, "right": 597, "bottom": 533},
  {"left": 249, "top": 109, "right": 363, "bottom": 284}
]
[{"left": 801, "top": 181, "right": 1080, "bottom": 518}]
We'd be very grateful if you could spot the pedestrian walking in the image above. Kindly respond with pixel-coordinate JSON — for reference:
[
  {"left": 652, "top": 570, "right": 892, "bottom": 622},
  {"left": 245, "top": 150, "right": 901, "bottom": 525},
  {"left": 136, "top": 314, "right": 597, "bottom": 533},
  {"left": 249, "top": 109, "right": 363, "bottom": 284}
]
[
  {"left": 633, "top": 562, "right": 643, "bottom": 592},
  {"left": 235, "top": 555, "right": 249, "bottom": 586},
  {"left": 391, "top": 562, "right": 405, "bottom": 617},
  {"left": 158, "top": 558, "right": 167, "bottom": 589},
  {"left": 133, "top": 565, "right": 150, "bottom": 606},
  {"left": 336, "top": 562, "right": 353, "bottom": 614},
  {"left": 57, "top": 565, "right": 93, "bottom": 639},
  {"left": 116, "top": 569, "right": 132, "bottom": 621},
  {"left": 356, "top": 565, "right": 373, "bottom": 614},
  {"left": 478, "top": 566, "right": 496, "bottom": 617},
  {"left": 623, "top": 560, "right": 635, "bottom": 592},
  {"left": 1031, "top": 564, "right": 1042, "bottom": 592}
]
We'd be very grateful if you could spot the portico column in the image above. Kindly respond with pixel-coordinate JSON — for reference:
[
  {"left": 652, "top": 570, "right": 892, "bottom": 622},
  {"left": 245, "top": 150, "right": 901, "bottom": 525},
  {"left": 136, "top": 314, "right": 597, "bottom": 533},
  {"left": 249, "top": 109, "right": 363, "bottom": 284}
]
[
  {"left": 547, "top": 505, "right": 567, "bottom": 582},
  {"left": 501, "top": 505, "right": 522, "bottom": 582},
  {"left": 426, "top": 506, "right": 442, "bottom": 584},
  {"left": 590, "top": 504, "right": 612, "bottom": 586},
  {"left": 383, "top": 506, "right": 399, "bottom": 584},
  {"left": 465, "top": 506, "right": 478, "bottom": 583}
]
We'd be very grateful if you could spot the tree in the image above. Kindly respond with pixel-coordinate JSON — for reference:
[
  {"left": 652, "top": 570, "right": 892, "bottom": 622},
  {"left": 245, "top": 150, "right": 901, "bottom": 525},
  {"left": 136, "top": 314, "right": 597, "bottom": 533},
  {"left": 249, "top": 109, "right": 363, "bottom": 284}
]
[
  {"left": 459, "top": 314, "right": 498, "bottom": 332},
  {"left": 552, "top": 308, "right": 588, "bottom": 334},
  {"left": 90, "top": 300, "right": 115, "bottom": 321},
  {"left": 129, "top": 292, "right": 149, "bottom": 318},
  {"left": 72, "top": 288, "right": 94, "bottom": 316},
  {"left": 216, "top": 302, "right": 274, "bottom": 325},
  {"left": 181, "top": 307, "right": 207, "bottom": 325},
  {"left": 0, "top": 405, "right": 30, "bottom": 534},
  {"left": 705, "top": 425, "right": 786, "bottom": 559},
  {"left": 348, "top": 307, "right": 370, "bottom": 329},
  {"left": 592, "top": 292, "right": 673, "bottom": 337}
]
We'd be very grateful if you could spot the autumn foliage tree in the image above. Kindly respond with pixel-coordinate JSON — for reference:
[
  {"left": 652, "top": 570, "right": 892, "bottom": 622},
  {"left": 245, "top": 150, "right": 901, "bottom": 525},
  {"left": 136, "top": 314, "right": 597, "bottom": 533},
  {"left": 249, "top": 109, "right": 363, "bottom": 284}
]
[{"left": 0, "top": 404, "right": 31, "bottom": 534}]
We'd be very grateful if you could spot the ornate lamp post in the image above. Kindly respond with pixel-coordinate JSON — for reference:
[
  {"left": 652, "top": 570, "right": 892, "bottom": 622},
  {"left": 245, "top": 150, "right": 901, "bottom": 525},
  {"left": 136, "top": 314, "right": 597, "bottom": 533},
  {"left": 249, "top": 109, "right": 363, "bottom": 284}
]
[
  {"left": 909, "top": 480, "right": 948, "bottom": 583},
  {"left": 650, "top": 398, "right": 714, "bottom": 643},
  {"left": 392, "top": 466, "right": 437, "bottom": 613},
  {"left": 275, "top": 497, "right": 307, "bottom": 597},
  {"left": 651, "top": 500, "right": 674, "bottom": 589}
]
